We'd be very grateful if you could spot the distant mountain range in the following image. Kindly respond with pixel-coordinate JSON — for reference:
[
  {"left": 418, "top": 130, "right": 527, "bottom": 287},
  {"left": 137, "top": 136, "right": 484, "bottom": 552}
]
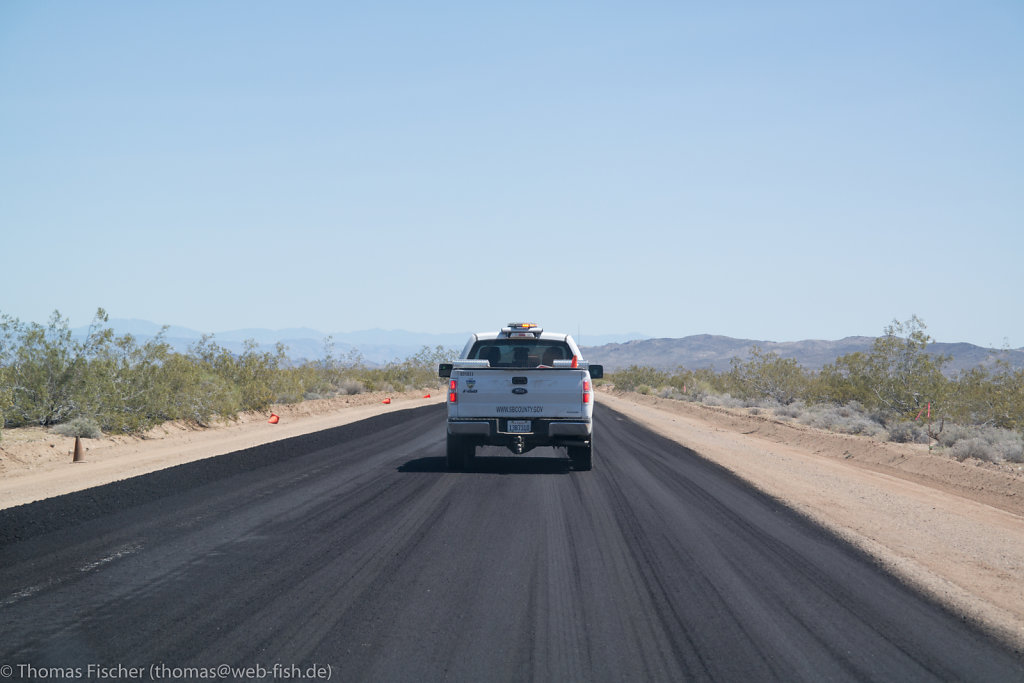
[
  {"left": 580, "top": 334, "right": 1024, "bottom": 375},
  {"left": 70, "top": 320, "right": 1024, "bottom": 374}
]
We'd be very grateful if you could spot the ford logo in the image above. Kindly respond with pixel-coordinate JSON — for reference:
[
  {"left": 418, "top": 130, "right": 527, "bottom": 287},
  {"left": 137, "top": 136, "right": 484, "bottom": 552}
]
[{"left": 512, "top": 388, "right": 528, "bottom": 395}]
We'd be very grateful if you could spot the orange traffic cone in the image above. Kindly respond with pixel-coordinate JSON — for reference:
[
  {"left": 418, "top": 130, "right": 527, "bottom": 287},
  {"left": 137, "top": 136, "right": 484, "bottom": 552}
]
[
  {"left": 382, "top": 398, "right": 392, "bottom": 405},
  {"left": 268, "top": 413, "right": 280, "bottom": 424},
  {"left": 423, "top": 393, "right": 431, "bottom": 399}
]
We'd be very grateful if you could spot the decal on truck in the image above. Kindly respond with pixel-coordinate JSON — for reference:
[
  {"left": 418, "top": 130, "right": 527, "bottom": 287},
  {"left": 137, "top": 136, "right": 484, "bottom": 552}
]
[{"left": 496, "top": 406, "right": 544, "bottom": 414}]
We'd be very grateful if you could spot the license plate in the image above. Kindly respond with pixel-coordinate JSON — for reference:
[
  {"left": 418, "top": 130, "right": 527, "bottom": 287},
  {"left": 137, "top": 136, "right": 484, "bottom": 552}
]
[{"left": 508, "top": 420, "right": 532, "bottom": 433}]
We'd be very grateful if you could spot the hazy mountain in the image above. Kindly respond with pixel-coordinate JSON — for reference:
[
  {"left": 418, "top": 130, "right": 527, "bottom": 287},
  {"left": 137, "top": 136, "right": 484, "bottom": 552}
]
[
  {"left": 581, "top": 335, "right": 1024, "bottom": 375},
  {"left": 215, "top": 327, "right": 329, "bottom": 344},
  {"left": 69, "top": 320, "right": 1024, "bottom": 374},
  {"left": 573, "top": 332, "right": 651, "bottom": 347}
]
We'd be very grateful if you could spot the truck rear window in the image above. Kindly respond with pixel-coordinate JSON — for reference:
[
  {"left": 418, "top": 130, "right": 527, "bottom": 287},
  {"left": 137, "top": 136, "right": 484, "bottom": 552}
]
[{"left": 468, "top": 340, "right": 573, "bottom": 368}]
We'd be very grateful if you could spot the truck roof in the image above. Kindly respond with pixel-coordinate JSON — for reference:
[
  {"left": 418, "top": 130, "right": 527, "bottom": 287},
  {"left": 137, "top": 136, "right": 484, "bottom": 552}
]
[
  {"left": 470, "top": 331, "right": 571, "bottom": 343},
  {"left": 459, "top": 325, "right": 581, "bottom": 360}
]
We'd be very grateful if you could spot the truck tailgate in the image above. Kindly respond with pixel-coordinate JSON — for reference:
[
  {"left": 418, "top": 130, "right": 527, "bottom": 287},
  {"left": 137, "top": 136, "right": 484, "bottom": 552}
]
[{"left": 450, "top": 369, "right": 586, "bottom": 419}]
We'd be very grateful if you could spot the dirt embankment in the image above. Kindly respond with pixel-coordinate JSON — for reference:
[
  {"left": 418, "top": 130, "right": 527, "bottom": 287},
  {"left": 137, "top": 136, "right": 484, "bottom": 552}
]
[{"left": 0, "top": 391, "right": 445, "bottom": 509}]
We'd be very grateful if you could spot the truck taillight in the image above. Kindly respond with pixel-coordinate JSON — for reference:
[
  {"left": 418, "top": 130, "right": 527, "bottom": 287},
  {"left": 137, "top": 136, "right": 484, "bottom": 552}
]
[
  {"left": 583, "top": 379, "right": 591, "bottom": 404},
  {"left": 449, "top": 379, "right": 457, "bottom": 403}
]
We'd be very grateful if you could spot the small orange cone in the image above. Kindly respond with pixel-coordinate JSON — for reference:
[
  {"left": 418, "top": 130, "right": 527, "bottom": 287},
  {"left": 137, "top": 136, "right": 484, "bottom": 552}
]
[
  {"left": 571, "top": 356, "right": 579, "bottom": 368},
  {"left": 423, "top": 393, "right": 431, "bottom": 399},
  {"left": 268, "top": 413, "right": 280, "bottom": 424},
  {"left": 383, "top": 398, "right": 392, "bottom": 405}
]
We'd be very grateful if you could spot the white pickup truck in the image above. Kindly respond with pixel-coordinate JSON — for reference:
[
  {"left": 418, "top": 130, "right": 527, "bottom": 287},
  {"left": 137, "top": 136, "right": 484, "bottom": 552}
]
[{"left": 438, "top": 323, "right": 603, "bottom": 471}]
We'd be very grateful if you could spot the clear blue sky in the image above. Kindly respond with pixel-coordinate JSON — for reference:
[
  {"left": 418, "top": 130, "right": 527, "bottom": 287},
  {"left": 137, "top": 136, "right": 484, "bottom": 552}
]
[{"left": 2, "top": 1, "right": 1021, "bottom": 347}]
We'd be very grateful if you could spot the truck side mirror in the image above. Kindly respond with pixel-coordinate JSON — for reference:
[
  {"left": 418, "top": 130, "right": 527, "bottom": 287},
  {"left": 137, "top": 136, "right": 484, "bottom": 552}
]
[
  {"left": 438, "top": 363, "right": 453, "bottom": 378},
  {"left": 589, "top": 364, "right": 603, "bottom": 379}
]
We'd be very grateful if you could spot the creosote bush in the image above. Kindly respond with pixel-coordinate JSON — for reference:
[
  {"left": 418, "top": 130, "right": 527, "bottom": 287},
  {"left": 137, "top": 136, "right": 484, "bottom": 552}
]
[
  {"left": 606, "top": 316, "right": 1024, "bottom": 463},
  {"left": 886, "top": 422, "right": 928, "bottom": 444},
  {"left": 951, "top": 438, "right": 998, "bottom": 463},
  {"left": 339, "top": 379, "right": 365, "bottom": 395},
  {"left": 1, "top": 308, "right": 455, "bottom": 436},
  {"left": 49, "top": 417, "right": 103, "bottom": 439},
  {"left": 800, "top": 405, "right": 888, "bottom": 438}
]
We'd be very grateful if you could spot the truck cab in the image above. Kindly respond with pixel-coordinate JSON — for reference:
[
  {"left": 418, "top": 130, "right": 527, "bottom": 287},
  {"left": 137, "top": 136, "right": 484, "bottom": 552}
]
[{"left": 438, "top": 323, "right": 603, "bottom": 471}]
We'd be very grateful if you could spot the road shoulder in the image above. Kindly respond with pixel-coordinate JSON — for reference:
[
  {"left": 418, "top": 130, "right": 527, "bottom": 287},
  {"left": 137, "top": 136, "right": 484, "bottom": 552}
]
[
  {"left": 0, "top": 392, "right": 445, "bottom": 510},
  {"left": 597, "top": 389, "right": 1024, "bottom": 652}
]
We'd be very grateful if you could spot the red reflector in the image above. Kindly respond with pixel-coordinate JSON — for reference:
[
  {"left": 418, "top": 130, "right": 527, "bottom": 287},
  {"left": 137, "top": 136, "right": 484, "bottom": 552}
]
[
  {"left": 449, "top": 379, "right": 457, "bottom": 403},
  {"left": 583, "top": 380, "right": 591, "bottom": 403}
]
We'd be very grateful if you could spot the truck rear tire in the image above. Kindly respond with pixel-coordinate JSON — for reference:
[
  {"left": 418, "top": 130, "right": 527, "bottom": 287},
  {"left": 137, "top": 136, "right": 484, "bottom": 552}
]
[
  {"left": 447, "top": 435, "right": 473, "bottom": 470},
  {"left": 568, "top": 443, "right": 592, "bottom": 471}
]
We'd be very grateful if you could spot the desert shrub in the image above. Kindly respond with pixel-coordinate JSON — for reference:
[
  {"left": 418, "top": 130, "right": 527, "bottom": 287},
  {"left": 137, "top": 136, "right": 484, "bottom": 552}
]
[
  {"left": 728, "top": 347, "right": 809, "bottom": 405},
  {"left": 951, "top": 438, "right": 998, "bottom": 462},
  {"left": 996, "top": 440, "right": 1024, "bottom": 463},
  {"left": 948, "top": 362, "right": 1024, "bottom": 431},
  {"left": 1000, "top": 442, "right": 1024, "bottom": 464},
  {"left": 847, "top": 417, "right": 888, "bottom": 438},
  {"left": 817, "top": 316, "right": 950, "bottom": 421},
  {"left": 358, "top": 345, "right": 455, "bottom": 393},
  {"left": 773, "top": 403, "right": 803, "bottom": 419},
  {"left": 931, "top": 424, "right": 1023, "bottom": 463},
  {"left": 797, "top": 405, "right": 887, "bottom": 437},
  {"left": 886, "top": 421, "right": 928, "bottom": 444},
  {"left": 745, "top": 398, "right": 784, "bottom": 414},
  {"left": 932, "top": 422, "right": 969, "bottom": 449},
  {"left": 2, "top": 309, "right": 113, "bottom": 426},
  {"left": 0, "top": 309, "right": 458, "bottom": 435},
  {"left": 80, "top": 331, "right": 176, "bottom": 434},
  {"left": 974, "top": 426, "right": 1024, "bottom": 463},
  {"left": 339, "top": 379, "right": 366, "bottom": 395},
  {"left": 49, "top": 417, "right": 102, "bottom": 439},
  {"left": 272, "top": 365, "right": 317, "bottom": 405},
  {"left": 677, "top": 378, "right": 714, "bottom": 402},
  {"left": 608, "top": 366, "right": 671, "bottom": 393},
  {"left": 656, "top": 386, "right": 685, "bottom": 400},
  {"left": 702, "top": 393, "right": 744, "bottom": 409}
]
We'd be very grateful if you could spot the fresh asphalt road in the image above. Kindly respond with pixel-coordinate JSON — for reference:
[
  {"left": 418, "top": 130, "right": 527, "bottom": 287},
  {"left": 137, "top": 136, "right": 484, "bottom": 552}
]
[{"left": 1, "top": 403, "right": 1021, "bottom": 682}]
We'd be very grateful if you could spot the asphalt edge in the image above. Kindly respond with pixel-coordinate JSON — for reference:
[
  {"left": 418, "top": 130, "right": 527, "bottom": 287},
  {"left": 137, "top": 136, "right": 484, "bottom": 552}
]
[{"left": 0, "top": 403, "right": 444, "bottom": 547}]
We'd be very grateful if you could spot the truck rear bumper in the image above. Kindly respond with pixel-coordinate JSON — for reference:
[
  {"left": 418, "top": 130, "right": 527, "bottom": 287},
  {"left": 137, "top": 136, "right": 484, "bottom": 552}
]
[
  {"left": 547, "top": 421, "right": 592, "bottom": 437},
  {"left": 448, "top": 419, "right": 592, "bottom": 452},
  {"left": 447, "top": 421, "right": 491, "bottom": 436}
]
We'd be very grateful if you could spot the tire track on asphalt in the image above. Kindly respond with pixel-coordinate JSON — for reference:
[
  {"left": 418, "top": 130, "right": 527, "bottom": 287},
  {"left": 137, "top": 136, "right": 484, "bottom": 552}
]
[{"left": 0, "top": 403, "right": 1021, "bottom": 681}]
